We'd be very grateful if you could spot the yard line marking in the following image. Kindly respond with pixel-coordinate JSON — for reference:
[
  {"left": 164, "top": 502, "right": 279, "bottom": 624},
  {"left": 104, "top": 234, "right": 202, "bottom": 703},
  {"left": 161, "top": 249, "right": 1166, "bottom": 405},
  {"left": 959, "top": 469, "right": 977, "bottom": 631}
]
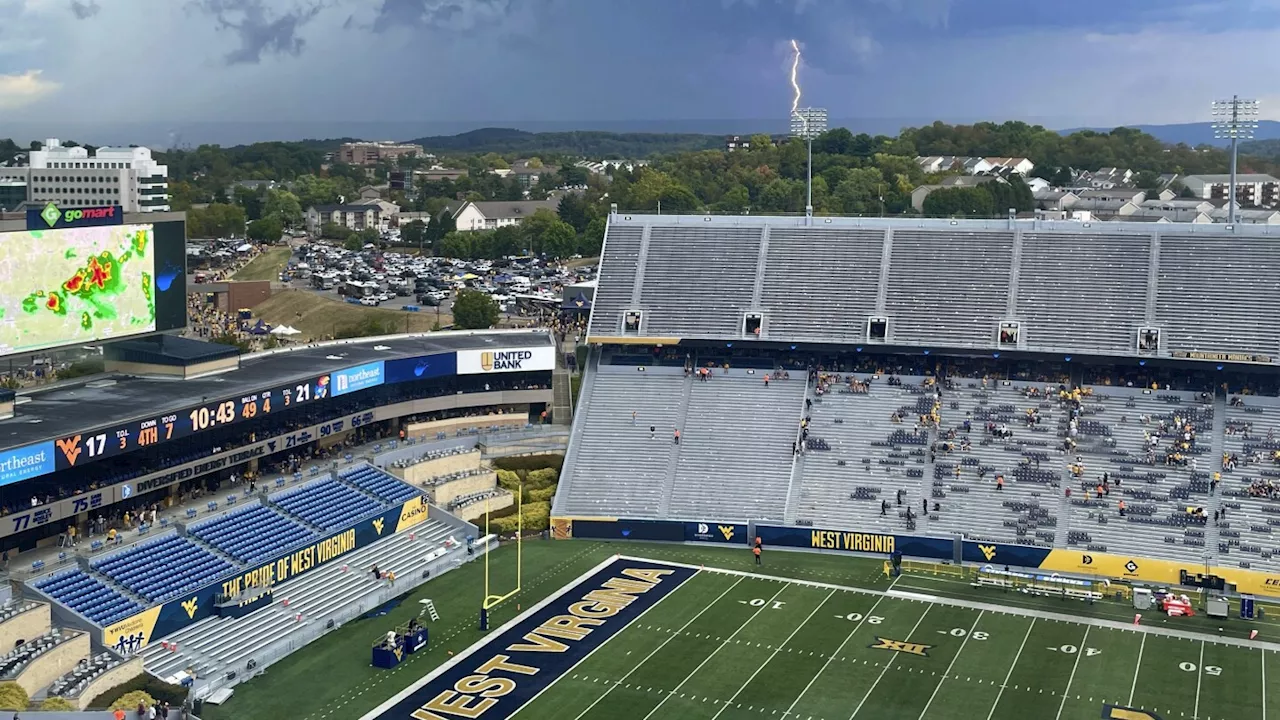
[
  {"left": 710, "top": 589, "right": 837, "bottom": 720},
  {"left": 640, "top": 582, "right": 789, "bottom": 720},
  {"left": 1262, "top": 650, "right": 1267, "bottom": 720},
  {"left": 849, "top": 604, "right": 933, "bottom": 719},
  {"left": 1055, "top": 626, "right": 1091, "bottom": 720},
  {"left": 504, "top": 566, "right": 708, "bottom": 720},
  {"left": 782, "top": 575, "right": 899, "bottom": 718},
  {"left": 917, "top": 610, "right": 985, "bottom": 720},
  {"left": 986, "top": 618, "right": 1035, "bottom": 720},
  {"left": 1193, "top": 640, "right": 1205, "bottom": 720},
  {"left": 1128, "top": 633, "right": 1146, "bottom": 706},
  {"left": 568, "top": 576, "right": 745, "bottom": 720}
]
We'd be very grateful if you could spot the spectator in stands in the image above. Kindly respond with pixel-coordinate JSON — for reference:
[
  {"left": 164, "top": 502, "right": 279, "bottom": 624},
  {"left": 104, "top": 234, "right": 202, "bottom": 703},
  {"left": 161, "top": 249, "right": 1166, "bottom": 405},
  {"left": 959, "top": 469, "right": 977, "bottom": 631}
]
[
  {"left": 881, "top": 500, "right": 889, "bottom": 516},
  {"left": 673, "top": 429, "right": 680, "bottom": 445},
  {"left": 1118, "top": 500, "right": 1126, "bottom": 517},
  {"left": 649, "top": 425, "right": 656, "bottom": 439},
  {"left": 371, "top": 564, "right": 380, "bottom": 580}
]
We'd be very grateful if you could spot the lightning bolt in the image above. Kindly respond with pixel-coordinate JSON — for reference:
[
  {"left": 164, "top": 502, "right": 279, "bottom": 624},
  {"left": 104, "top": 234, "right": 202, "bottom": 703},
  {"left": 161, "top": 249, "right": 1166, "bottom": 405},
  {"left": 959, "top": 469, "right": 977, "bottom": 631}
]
[{"left": 789, "top": 39, "right": 802, "bottom": 114}]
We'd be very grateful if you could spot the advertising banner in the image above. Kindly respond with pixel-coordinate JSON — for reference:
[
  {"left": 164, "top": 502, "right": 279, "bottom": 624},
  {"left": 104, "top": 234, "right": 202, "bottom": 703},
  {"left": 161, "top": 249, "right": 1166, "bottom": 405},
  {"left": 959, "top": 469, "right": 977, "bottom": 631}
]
[
  {"left": 332, "top": 361, "right": 385, "bottom": 396},
  {"left": 456, "top": 346, "right": 555, "bottom": 375},
  {"left": 685, "top": 521, "right": 748, "bottom": 544},
  {"left": 384, "top": 352, "right": 457, "bottom": 384},
  {"left": 26, "top": 203, "right": 124, "bottom": 231},
  {"left": 101, "top": 495, "right": 432, "bottom": 654},
  {"left": 0, "top": 440, "right": 55, "bottom": 486}
]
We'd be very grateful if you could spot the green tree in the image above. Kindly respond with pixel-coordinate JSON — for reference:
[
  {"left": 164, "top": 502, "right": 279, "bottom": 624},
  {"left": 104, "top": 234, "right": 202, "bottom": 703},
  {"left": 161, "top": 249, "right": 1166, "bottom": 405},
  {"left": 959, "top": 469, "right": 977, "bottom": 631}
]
[
  {"left": 247, "top": 216, "right": 284, "bottom": 242},
  {"left": 400, "top": 220, "right": 428, "bottom": 249},
  {"left": 343, "top": 235, "right": 364, "bottom": 251},
  {"left": 320, "top": 222, "right": 348, "bottom": 239},
  {"left": 537, "top": 220, "right": 578, "bottom": 258},
  {"left": 556, "top": 193, "right": 595, "bottom": 234},
  {"left": 187, "top": 203, "right": 247, "bottom": 238},
  {"left": 263, "top": 188, "right": 303, "bottom": 227},
  {"left": 452, "top": 289, "right": 500, "bottom": 329},
  {"left": 234, "top": 185, "right": 265, "bottom": 220},
  {"left": 580, "top": 217, "right": 607, "bottom": 256},
  {"left": 922, "top": 186, "right": 995, "bottom": 217}
]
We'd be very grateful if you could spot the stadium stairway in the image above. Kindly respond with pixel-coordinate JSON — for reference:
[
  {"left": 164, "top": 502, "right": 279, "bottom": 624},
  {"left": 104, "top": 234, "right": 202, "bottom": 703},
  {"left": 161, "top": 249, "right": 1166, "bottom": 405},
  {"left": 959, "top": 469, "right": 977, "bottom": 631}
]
[
  {"left": 656, "top": 372, "right": 694, "bottom": 518},
  {"left": 781, "top": 380, "right": 813, "bottom": 524},
  {"left": 1205, "top": 391, "right": 1227, "bottom": 555},
  {"left": 140, "top": 519, "right": 458, "bottom": 682}
]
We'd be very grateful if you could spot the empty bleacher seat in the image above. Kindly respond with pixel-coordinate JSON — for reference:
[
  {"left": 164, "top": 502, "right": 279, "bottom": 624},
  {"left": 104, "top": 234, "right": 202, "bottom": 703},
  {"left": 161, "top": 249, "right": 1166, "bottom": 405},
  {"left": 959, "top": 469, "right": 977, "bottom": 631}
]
[
  {"left": 273, "top": 480, "right": 384, "bottom": 530},
  {"left": 33, "top": 570, "right": 143, "bottom": 625},
  {"left": 188, "top": 503, "right": 318, "bottom": 564},
  {"left": 90, "top": 534, "right": 236, "bottom": 603},
  {"left": 339, "top": 464, "right": 421, "bottom": 503}
]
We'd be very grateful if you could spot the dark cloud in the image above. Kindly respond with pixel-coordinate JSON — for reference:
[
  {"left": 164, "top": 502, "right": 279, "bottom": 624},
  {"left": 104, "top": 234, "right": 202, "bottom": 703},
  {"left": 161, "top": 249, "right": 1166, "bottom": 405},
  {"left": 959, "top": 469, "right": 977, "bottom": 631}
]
[
  {"left": 371, "top": 0, "right": 513, "bottom": 33},
  {"left": 191, "top": 0, "right": 324, "bottom": 64},
  {"left": 69, "top": 0, "right": 100, "bottom": 19}
]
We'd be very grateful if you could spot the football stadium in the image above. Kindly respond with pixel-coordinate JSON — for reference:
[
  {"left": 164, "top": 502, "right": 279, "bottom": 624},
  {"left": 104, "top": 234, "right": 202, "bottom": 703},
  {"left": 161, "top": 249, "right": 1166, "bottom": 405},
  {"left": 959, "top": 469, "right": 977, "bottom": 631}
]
[{"left": 4, "top": 207, "right": 1280, "bottom": 719}]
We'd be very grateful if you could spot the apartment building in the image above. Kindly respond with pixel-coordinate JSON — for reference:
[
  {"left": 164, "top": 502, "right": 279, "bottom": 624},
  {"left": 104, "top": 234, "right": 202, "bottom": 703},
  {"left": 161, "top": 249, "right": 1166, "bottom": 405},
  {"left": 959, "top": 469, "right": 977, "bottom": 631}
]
[
  {"left": 1181, "top": 174, "right": 1280, "bottom": 208},
  {"left": 0, "top": 138, "right": 169, "bottom": 212},
  {"left": 338, "top": 141, "right": 424, "bottom": 166}
]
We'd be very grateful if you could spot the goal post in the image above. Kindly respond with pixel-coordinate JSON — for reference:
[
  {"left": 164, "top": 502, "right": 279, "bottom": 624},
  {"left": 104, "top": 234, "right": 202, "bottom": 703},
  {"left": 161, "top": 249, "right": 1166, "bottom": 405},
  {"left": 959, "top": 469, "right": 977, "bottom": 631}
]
[{"left": 479, "top": 487, "right": 523, "bottom": 630}]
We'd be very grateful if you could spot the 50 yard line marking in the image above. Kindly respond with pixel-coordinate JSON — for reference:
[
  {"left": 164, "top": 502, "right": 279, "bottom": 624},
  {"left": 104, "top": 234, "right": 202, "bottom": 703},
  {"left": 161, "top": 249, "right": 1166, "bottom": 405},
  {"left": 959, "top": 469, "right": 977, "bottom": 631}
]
[
  {"left": 568, "top": 576, "right": 745, "bottom": 720},
  {"left": 1192, "top": 640, "right": 1205, "bottom": 720},
  {"left": 986, "top": 618, "right": 1035, "bottom": 720},
  {"left": 1128, "top": 633, "right": 1146, "bottom": 706},
  {"left": 709, "top": 589, "right": 836, "bottom": 720},
  {"left": 917, "top": 610, "right": 984, "bottom": 719},
  {"left": 640, "top": 582, "right": 789, "bottom": 720},
  {"left": 1054, "top": 626, "right": 1090, "bottom": 720}
]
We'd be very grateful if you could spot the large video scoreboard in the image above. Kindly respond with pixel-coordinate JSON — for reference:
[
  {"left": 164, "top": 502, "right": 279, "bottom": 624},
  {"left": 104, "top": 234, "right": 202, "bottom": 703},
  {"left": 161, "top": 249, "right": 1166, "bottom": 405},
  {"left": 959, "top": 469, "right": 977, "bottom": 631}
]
[
  {"left": 53, "top": 372, "right": 334, "bottom": 470},
  {"left": 0, "top": 206, "right": 187, "bottom": 358}
]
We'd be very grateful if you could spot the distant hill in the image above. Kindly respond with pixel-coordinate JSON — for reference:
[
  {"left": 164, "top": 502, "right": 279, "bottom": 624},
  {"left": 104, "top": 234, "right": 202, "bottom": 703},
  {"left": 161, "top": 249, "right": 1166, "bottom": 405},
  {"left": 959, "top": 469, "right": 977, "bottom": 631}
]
[
  {"left": 406, "top": 127, "right": 725, "bottom": 158},
  {"left": 1058, "top": 121, "right": 1280, "bottom": 148},
  {"left": 1240, "top": 138, "right": 1280, "bottom": 160}
]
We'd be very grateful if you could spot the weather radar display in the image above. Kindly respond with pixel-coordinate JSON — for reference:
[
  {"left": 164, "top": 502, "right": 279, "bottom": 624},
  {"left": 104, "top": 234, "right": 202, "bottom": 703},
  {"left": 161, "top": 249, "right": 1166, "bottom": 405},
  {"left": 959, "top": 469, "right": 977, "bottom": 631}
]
[{"left": 0, "top": 224, "right": 158, "bottom": 355}]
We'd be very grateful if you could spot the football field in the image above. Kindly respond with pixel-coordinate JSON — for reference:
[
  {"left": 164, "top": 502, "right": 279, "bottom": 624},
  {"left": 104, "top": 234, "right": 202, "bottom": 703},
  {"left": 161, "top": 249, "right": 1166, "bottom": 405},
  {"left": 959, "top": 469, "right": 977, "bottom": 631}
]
[{"left": 373, "top": 555, "right": 1280, "bottom": 720}]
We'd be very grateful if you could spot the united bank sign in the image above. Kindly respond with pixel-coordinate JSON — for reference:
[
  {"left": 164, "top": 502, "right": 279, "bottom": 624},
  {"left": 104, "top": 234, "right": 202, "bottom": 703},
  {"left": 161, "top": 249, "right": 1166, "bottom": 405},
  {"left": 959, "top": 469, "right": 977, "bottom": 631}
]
[{"left": 458, "top": 346, "right": 555, "bottom": 375}]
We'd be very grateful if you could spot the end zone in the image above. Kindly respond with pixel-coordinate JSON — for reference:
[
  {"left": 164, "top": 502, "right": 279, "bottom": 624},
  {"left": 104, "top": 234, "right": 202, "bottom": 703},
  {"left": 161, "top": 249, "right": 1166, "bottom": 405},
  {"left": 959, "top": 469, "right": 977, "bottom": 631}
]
[{"left": 360, "top": 555, "right": 697, "bottom": 720}]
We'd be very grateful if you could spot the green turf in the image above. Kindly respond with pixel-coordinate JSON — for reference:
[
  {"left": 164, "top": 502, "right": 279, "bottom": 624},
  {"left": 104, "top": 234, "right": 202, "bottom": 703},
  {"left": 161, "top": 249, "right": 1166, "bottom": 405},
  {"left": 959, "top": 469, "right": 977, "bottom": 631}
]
[{"left": 200, "top": 540, "right": 1276, "bottom": 720}]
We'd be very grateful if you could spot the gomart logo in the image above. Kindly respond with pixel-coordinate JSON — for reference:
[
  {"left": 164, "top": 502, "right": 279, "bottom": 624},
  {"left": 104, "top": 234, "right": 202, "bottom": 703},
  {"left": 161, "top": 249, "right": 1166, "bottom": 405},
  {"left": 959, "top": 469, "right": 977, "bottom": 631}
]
[
  {"left": 40, "top": 202, "right": 118, "bottom": 228},
  {"left": 480, "top": 350, "right": 535, "bottom": 372}
]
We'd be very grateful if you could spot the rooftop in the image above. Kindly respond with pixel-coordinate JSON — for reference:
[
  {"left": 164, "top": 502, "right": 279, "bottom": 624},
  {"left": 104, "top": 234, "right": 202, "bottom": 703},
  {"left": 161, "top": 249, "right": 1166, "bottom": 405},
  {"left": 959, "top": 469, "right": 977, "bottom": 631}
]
[{"left": 0, "top": 330, "right": 552, "bottom": 451}]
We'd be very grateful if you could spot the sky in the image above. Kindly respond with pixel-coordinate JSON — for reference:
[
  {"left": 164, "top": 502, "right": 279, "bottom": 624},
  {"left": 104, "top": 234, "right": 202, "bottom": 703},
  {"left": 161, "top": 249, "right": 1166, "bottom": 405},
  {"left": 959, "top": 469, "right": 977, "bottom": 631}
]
[{"left": 2, "top": 0, "right": 1279, "bottom": 146}]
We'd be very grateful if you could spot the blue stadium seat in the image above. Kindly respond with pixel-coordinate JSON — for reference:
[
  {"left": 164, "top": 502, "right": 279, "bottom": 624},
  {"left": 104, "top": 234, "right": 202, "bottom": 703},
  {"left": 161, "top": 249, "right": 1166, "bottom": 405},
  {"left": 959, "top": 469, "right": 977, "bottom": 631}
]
[
  {"left": 338, "top": 465, "right": 421, "bottom": 504},
  {"left": 90, "top": 534, "right": 237, "bottom": 603},
  {"left": 33, "top": 569, "right": 145, "bottom": 625},
  {"left": 188, "top": 504, "right": 318, "bottom": 564},
  {"left": 273, "top": 480, "right": 384, "bottom": 531}
]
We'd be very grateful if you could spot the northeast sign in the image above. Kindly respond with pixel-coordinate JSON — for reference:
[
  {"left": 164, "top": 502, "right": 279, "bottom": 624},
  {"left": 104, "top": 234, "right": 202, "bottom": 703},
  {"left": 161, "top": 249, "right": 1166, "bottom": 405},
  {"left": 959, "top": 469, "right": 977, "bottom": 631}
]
[
  {"left": 456, "top": 346, "right": 555, "bottom": 375},
  {"left": 26, "top": 203, "right": 125, "bottom": 231}
]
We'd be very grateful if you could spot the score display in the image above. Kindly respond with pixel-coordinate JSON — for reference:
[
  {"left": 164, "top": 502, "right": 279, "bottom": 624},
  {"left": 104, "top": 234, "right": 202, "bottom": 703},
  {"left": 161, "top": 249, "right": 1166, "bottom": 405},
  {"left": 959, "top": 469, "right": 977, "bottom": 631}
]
[{"left": 52, "top": 374, "right": 331, "bottom": 471}]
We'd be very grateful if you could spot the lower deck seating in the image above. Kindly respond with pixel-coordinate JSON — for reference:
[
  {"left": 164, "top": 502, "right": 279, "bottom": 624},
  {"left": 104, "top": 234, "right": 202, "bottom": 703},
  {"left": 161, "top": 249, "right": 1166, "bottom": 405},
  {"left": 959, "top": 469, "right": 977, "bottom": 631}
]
[
  {"left": 91, "top": 534, "right": 236, "bottom": 603},
  {"left": 273, "top": 480, "right": 385, "bottom": 530},
  {"left": 189, "top": 503, "right": 317, "bottom": 564},
  {"left": 33, "top": 570, "right": 142, "bottom": 626}
]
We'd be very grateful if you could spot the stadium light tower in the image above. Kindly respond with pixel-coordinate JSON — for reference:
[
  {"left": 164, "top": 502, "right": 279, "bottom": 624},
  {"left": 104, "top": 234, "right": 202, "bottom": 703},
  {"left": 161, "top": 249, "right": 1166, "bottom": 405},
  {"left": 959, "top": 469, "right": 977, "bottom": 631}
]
[
  {"left": 791, "top": 108, "right": 827, "bottom": 220},
  {"left": 1211, "top": 95, "right": 1259, "bottom": 224}
]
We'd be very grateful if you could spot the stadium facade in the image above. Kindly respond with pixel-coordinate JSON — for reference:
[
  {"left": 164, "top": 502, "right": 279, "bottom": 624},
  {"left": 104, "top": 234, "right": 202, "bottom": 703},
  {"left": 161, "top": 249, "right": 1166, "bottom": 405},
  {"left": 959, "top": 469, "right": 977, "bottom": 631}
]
[{"left": 552, "top": 211, "right": 1280, "bottom": 599}]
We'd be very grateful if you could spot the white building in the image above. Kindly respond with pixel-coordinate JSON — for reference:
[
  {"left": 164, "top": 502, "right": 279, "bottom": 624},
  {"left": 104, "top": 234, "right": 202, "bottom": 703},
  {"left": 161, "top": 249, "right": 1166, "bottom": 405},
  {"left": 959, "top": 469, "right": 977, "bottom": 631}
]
[
  {"left": 1181, "top": 174, "right": 1280, "bottom": 208},
  {"left": 790, "top": 107, "right": 827, "bottom": 139},
  {"left": 19, "top": 138, "right": 169, "bottom": 212},
  {"left": 448, "top": 200, "right": 560, "bottom": 232}
]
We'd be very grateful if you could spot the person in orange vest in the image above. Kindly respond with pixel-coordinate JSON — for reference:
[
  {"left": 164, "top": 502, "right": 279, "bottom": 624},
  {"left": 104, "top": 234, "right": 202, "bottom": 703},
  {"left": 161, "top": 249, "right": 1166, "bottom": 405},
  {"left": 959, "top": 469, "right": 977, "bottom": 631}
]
[
  {"left": 753, "top": 544, "right": 762, "bottom": 565},
  {"left": 764, "top": 375, "right": 770, "bottom": 387},
  {"left": 1119, "top": 500, "right": 1127, "bottom": 517}
]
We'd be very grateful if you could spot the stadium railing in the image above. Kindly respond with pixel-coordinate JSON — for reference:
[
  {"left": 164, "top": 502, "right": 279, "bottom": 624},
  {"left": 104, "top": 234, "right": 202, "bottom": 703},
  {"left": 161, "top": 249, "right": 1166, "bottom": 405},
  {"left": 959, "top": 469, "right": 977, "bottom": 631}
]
[{"left": 184, "top": 537, "right": 493, "bottom": 702}]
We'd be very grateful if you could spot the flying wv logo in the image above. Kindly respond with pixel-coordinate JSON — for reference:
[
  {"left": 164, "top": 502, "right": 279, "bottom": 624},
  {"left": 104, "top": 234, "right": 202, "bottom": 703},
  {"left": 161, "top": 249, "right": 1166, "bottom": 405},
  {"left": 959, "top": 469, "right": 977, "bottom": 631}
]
[
  {"left": 978, "top": 544, "right": 997, "bottom": 561},
  {"left": 56, "top": 435, "right": 83, "bottom": 466},
  {"left": 181, "top": 598, "right": 199, "bottom": 619},
  {"left": 718, "top": 525, "right": 735, "bottom": 541},
  {"left": 373, "top": 518, "right": 386, "bottom": 536}
]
